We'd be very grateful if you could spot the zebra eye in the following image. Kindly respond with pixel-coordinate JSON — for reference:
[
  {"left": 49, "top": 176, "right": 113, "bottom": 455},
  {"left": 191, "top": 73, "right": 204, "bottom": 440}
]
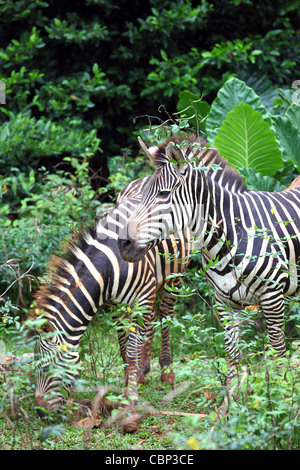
[{"left": 158, "top": 190, "right": 171, "bottom": 198}]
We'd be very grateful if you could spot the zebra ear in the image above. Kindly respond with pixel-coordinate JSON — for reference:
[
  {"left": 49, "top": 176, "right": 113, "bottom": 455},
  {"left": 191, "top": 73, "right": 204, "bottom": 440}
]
[
  {"left": 137, "top": 136, "right": 161, "bottom": 165},
  {"left": 165, "top": 142, "right": 187, "bottom": 174}
]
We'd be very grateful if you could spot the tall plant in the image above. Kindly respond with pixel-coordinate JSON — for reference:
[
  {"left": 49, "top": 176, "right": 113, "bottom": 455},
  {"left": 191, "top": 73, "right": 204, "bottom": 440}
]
[{"left": 177, "top": 77, "right": 300, "bottom": 185}]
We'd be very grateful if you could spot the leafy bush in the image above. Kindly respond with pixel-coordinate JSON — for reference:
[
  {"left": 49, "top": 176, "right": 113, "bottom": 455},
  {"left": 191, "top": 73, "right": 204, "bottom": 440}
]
[
  {"left": 177, "top": 76, "right": 300, "bottom": 187},
  {"left": 0, "top": 157, "right": 100, "bottom": 306},
  {"left": 1, "top": 0, "right": 299, "bottom": 177}
]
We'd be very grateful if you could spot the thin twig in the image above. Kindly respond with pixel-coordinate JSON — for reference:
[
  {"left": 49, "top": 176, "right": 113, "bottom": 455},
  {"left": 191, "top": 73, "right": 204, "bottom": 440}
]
[
  {"left": 0, "top": 257, "right": 36, "bottom": 298},
  {"left": 152, "top": 410, "right": 208, "bottom": 418}
]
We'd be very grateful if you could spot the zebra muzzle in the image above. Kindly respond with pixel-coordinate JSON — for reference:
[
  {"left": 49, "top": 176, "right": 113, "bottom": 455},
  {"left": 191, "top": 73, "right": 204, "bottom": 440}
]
[{"left": 118, "top": 237, "right": 149, "bottom": 262}]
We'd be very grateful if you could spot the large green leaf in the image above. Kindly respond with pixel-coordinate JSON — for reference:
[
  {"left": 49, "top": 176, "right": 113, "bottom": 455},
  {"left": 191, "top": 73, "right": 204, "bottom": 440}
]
[
  {"left": 176, "top": 90, "right": 210, "bottom": 132},
  {"left": 272, "top": 113, "right": 300, "bottom": 170},
  {"left": 285, "top": 103, "right": 300, "bottom": 127},
  {"left": 206, "top": 77, "right": 268, "bottom": 143},
  {"left": 214, "top": 102, "right": 283, "bottom": 176},
  {"left": 237, "top": 71, "right": 277, "bottom": 112}
]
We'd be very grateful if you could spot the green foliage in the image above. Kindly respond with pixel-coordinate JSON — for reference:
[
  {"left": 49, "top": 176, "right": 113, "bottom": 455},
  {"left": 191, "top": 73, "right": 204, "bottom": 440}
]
[
  {"left": 206, "top": 77, "right": 269, "bottom": 143},
  {"left": 272, "top": 113, "right": 300, "bottom": 171},
  {"left": 0, "top": 0, "right": 299, "bottom": 167},
  {"left": 176, "top": 90, "right": 210, "bottom": 133},
  {"left": 175, "top": 76, "right": 300, "bottom": 186},
  {"left": 174, "top": 351, "right": 300, "bottom": 450},
  {"left": 0, "top": 300, "right": 21, "bottom": 338},
  {"left": 0, "top": 289, "right": 299, "bottom": 449},
  {"left": 0, "top": 112, "right": 100, "bottom": 171},
  {"left": 214, "top": 102, "right": 283, "bottom": 176},
  {"left": 238, "top": 169, "right": 286, "bottom": 192},
  {"left": 0, "top": 158, "right": 100, "bottom": 306}
]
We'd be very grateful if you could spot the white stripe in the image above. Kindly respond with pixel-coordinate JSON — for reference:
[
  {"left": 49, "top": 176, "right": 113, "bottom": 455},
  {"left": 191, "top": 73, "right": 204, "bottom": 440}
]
[
  {"left": 56, "top": 283, "right": 93, "bottom": 321},
  {"left": 60, "top": 259, "right": 98, "bottom": 312}
]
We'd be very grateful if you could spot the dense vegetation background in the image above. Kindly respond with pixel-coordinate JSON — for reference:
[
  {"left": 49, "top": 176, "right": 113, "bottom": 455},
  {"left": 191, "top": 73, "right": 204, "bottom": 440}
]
[{"left": 0, "top": 0, "right": 299, "bottom": 450}]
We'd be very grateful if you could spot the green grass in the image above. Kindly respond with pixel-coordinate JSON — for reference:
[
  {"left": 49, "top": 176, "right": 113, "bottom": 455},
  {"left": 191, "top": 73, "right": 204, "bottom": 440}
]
[
  {"left": 0, "top": 356, "right": 213, "bottom": 450},
  {"left": 0, "top": 310, "right": 299, "bottom": 450}
]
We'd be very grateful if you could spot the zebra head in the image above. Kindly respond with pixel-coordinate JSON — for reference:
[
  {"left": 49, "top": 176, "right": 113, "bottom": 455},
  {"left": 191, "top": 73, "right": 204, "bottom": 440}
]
[
  {"left": 34, "top": 329, "right": 80, "bottom": 417},
  {"left": 118, "top": 137, "right": 194, "bottom": 262}
]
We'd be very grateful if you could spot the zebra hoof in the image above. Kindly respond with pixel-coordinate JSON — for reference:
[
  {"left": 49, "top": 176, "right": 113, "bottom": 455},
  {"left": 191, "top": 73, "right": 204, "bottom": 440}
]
[
  {"left": 138, "top": 374, "right": 146, "bottom": 385},
  {"left": 122, "top": 411, "right": 139, "bottom": 433},
  {"left": 161, "top": 368, "right": 175, "bottom": 385},
  {"left": 137, "top": 365, "right": 150, "bottom": 384}
]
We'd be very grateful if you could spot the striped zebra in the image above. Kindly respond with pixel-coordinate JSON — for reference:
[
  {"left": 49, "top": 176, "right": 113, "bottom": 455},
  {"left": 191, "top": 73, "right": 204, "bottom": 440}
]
[
  {"left": 32, "top": 183, "right": 192, "bottom": 423},
  {"left": 118, "top": 134, "right": 300, "bottom": 381}
]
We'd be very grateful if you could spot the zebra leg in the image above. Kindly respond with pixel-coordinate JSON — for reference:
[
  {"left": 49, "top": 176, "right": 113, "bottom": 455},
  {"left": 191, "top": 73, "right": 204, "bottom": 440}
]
[
  {"left": 217, "top": 305, "right": 242, "bottom": 383},
  {"left": 158, "top": 284, "right": 181, "bottom": 385},
  {"left": 124, "top": 306, "right": 153, "bottom": 400},
  {"left": 124, "top": 326, "right": 144, "bottom": 399},
  {"left": 117, "top": 323, "right": 144, "bottom": 434},
  {"left": 112, "top": 309, "right": 154, "bottom": 434},
  {"left": 113, "top": 309, "right": 156, "bottom": 385},
  {"left": 138, "top": 304, "right": 158, "bottom": 383},
  {"left": 113, "top": 316, "right": 127, "bottom": 366},
  {"left": 260, "top": 289, "right": 286, "bottom": 358}
]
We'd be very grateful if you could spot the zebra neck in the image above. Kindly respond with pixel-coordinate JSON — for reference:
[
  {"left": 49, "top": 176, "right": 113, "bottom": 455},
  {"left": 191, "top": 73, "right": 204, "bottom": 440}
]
[
  {"left": 96, "top": 198, "right": 139, "bottom": 239},
  {"left": 37, "top": 261, "right": 101, "bottom": 348},
  {"left": 190, "top": 169, "right": 229, "bottom": 254},
  {"left": 36, "top": 235, "right": 112, "bottom": 347}
]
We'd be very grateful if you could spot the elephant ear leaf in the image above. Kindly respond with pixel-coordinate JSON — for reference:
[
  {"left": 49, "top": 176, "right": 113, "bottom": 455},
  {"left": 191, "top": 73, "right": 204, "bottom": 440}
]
[
  {"left": 271, "top": 106, "right": 300, "bottom": 171},
  {"left": 206, "top": 77, "right": 269, "bottom": 143},
  {"left": 214, "top": 102, "right": 283, "bottom": 176}
]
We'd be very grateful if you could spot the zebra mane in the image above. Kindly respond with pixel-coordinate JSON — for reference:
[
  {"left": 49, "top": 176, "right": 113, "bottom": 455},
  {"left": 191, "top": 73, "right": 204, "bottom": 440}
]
[
  {"left": 150, "top": 133, "right": 247, "bottom": 193},
  {"left": 29, "top": 224, "right": 95, "bottom": 328}
]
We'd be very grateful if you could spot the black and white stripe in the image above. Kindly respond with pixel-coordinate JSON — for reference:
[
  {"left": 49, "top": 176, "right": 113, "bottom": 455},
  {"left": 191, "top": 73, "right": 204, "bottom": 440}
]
[
  {"left": 33, "top": 182, "right": 192, "bottom": 415},
  {"left": 119, "top": 134, "right": 300, "bottom": 380}
]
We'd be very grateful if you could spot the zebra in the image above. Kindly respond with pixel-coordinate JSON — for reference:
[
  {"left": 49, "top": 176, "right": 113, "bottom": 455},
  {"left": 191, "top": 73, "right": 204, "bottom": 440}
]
[
  {"left": 32, "top": 184, "right": 193, "bottom": 425},
  {"left": 118, "top": 134, "right": 300, "bottom": 381}
]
